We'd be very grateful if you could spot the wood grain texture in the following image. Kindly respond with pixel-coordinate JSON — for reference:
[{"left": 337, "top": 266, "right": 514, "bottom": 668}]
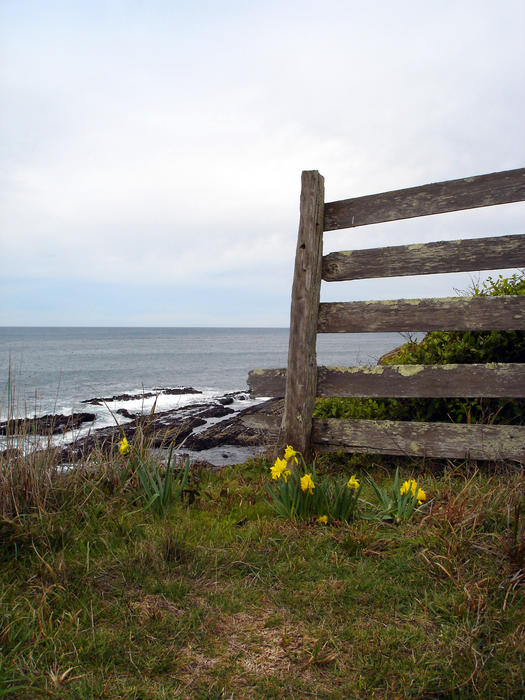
[
  {"left": 318, "top": 296, "right": 525, "bottom": 333},
  {"left": 323, "top": 168, "right": 525, "bottom": 231},
  {"left": 248, "top": 368, "right": 287, "bottom": 397},
  {"left": 249, "top": 364, "right": 525, "bottom": 398},
  {"left": 322, "top": 234, "right": 525, "bottom": 282},
  {"left": 312, "top": 418, "right": 525, "bottom": 461},
  {"left": 278, "top": 170, "right": 324, "bottom": 457},
  {"left": 316, "top": 363, "right": 525, "bottom": 398}
]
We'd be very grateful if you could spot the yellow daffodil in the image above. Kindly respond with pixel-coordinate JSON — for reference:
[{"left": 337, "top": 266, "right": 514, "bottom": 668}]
[
  {"left": 346, "top": 474, "right": 360, "bottom": 490},
  {"left": 284, "top": 444, "right": 299, "bottom": 465},
  {"left": 270, "top": 457, "right": 291, "bottom": 482},
  {"left": 400, "top": 479, "right": 418, "bottom": 497},
  {"left": 119, "top": 437, "right": 130, "bottom": 455},
  {"left": 400, "top": 479, "right": 426, "bottom": 504},
  {"left": 317, "top": 515, "right": 328, "bottom": 524},
  {"left": 300, "top": 473, "right": 315, "bottom": 494}
]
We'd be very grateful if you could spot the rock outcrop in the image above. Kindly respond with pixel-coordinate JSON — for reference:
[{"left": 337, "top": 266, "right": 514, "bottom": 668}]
[
  {"left": 81, "top": 387, "right": 202, "bottom": 405},
  {"left": 0, "top": 412, "right": 96, "bottom": 436}
]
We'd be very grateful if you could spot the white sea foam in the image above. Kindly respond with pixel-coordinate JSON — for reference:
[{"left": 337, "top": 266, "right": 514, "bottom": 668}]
[
  {"left": 102, "top": 388, "right": 220, "bottom": 414},
  {"left": 0, "top": 388, "right": 264, "bottom": 453}
]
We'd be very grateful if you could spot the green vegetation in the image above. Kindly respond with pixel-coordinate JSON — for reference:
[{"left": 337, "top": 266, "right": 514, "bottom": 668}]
[
  {"left": 314, "top": 272, "right": 525, "bottom": 425},
  {"left": 365, "top": 468, "right": 426, "bottom": 524},
  {"left": 266, "top": 446, "right": 362, "bottom": 523},
  {"left": 136, "top": 447, "right": 191, "bottom": 516},
  {"left": 1, "top": 439, "right": 524, "bottom": 698}
]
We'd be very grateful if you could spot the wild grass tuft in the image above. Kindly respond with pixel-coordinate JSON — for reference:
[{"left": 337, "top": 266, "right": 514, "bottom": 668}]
[{"left": 1, "top": 419, "right": 523, "bottom": 698}]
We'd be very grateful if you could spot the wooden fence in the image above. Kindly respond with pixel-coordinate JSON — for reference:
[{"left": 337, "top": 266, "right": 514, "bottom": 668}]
[{"left": 248, "top": 168, "right": 525, "bottom": 461}]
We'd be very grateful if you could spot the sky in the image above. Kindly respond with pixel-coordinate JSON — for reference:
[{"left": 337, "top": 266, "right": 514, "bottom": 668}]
[{"left": 1, "top": 0, "right": 524, "bottom": 326}]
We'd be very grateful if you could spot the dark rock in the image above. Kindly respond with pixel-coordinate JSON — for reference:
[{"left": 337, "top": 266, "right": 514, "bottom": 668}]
[
  {"left": 116, "top": 408, "right": 136, "bottom": 419},
  {"left": 162, "top": 387, "right": 202, "bottom": 396},
  {"left": 81, "top": 392, "right": 157, "bottom": 405},
  {"left": 0, "top": 412, "right": 96, "bottom": 436},
  {"left": 147, "top": 417, "right": 207, "bottom": 448},
  {"left": 196, "top": 405, "right": 234, "bottom": 419},
  {"left": 183, "top": 398, "right": 283, "bottom": 450},
  {"left": 220, "top": 391, "right": 248, "bottom": 404},
  {"left": 82, "top": 387, "right": 202, "bottom": 405}
]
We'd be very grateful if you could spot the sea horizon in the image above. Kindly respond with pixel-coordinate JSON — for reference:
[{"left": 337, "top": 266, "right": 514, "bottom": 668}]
[
  {"left": 1, "top": 327, "right": 411, "bottom": 426},
  {"left": 0, "top": 325, "right": 290, "bottom": 329}
]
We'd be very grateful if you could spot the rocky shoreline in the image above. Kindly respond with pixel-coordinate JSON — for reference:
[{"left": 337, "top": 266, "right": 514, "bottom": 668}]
[{"left": 1, "top": 388, "right": 283, "bottom": 468}]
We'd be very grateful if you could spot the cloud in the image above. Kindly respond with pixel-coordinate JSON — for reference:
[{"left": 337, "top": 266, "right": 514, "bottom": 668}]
[{"left": 1, "top": 0, "right": 524, "bottom": 324}]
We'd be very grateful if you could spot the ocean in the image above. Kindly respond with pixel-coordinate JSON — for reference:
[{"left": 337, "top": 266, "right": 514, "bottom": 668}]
[{"left": 1, "top": 327, "right": 408, "bottom": 437}]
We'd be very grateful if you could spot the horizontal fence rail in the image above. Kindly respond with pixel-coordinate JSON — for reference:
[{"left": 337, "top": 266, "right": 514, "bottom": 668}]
[
  {"left": 322, "top": 233, "right": 525, "bottom": 282},
  {"left": 311, "top": 419, "right": 525, "bottom": 462},
  {"left": 239, "top": 410, "right": 525, "bottom": 461},
  {"left": 317, "top": 296, "right": 525, "bottom": 333},
  {"left": 323, "top": 167, "right": 525, "bottom": 230},
  {"left": 248, "top": 363, "right": 525, "bottom": 399}
]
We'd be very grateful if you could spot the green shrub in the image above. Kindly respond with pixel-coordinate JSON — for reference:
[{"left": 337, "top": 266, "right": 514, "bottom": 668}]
[{"left": 314, "top": 272, "right": 525, "bottom": 425}]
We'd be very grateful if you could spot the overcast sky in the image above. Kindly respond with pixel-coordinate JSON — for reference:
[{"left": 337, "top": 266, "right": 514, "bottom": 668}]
[{"left": 1, "top": 0, "right": 524, "bottom": 326}]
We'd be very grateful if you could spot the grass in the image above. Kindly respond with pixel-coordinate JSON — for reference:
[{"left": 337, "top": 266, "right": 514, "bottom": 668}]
[{"left": 1, "top": 441, "right": 524, "bottom": 699}]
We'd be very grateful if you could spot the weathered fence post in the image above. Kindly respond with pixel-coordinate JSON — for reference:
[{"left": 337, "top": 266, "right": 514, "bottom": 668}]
[{"left": 278, "top": 170, "right": 324, "bottom": 458}]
